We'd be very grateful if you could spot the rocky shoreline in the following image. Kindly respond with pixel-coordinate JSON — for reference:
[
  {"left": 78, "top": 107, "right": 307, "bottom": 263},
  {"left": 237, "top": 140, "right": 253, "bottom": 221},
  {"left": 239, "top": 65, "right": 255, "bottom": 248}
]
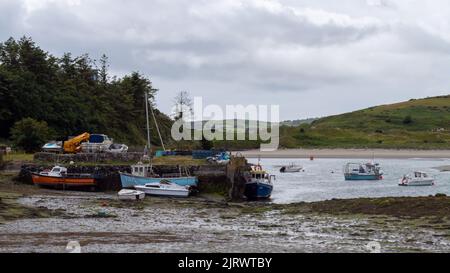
[{"left": 1, "top": 171, "right": 450, "bottom": 252}]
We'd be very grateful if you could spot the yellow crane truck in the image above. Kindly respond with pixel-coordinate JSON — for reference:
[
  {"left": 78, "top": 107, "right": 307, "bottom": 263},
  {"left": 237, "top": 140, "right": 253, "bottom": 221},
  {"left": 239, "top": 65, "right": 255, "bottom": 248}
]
[{"left": 63, "top": 132, "right": 90, "bottom": 153}]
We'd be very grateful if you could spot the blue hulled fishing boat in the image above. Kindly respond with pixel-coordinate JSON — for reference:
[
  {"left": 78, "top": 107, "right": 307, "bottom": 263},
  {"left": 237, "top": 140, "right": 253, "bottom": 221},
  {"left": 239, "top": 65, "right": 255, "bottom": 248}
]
[
  {"left": 244, "top": 164, "right": 275, "bottom": 200},
  {"left": 120, "top": 162, "right": 198, "bottom": 188}
]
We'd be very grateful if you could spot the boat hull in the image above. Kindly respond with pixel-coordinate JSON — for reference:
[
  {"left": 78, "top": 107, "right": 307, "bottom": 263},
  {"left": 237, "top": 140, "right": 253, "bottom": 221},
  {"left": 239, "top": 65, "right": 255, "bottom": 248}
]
[
  {"left": 31, "top": 173, "right": 96, "bottom": 187},
  {"left": 345, "top": 174, "right": 382, "bottom": 181},
  {"left": 118, "top": 190, "right": 146, "bottom": 200},
  {"left": 120, "top": 173, "right": 198, "bottom": 188},
  {"left": 280, "top": 167, "right": 302, "bottom": 173},
  {"left": 134, "top": 185, "right": 189, "bottom": 197},
  {"left": 399, "top": 179, "right": 434, "bottom": 187},
  {"left": 244, "top": 182, "right": 273, "bottom": 200}
]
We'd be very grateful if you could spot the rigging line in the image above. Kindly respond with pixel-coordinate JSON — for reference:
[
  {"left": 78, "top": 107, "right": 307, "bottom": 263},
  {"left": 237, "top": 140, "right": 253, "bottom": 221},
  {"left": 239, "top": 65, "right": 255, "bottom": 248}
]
[{"left": 149, "top": 100, "right": 166, "bottom": 151}]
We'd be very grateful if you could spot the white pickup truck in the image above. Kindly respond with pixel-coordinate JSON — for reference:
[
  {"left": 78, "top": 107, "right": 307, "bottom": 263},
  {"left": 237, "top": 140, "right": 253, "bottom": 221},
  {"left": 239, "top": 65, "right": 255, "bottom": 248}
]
[{"left": 80, "top": 134, "right": 113, "bottom": 153}]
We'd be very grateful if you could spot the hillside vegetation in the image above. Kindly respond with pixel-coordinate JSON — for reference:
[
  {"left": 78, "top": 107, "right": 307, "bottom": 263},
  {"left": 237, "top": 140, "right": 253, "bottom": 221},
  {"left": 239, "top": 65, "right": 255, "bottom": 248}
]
[{"left": 279, "top": 95, "right": 450, "bottom": 149}]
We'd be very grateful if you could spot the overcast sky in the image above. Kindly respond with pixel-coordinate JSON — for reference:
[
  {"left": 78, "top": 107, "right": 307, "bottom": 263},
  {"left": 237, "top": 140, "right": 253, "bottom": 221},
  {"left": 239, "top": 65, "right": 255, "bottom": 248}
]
[{"left": 1, "top": 0, "right": 450, "bottom": 121}]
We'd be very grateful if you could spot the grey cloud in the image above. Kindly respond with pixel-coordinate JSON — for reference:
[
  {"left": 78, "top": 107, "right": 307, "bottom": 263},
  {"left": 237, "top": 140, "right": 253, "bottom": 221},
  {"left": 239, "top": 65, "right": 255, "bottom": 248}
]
[{"left": 1, "top": 0, "right": 450, "bottom": 120}]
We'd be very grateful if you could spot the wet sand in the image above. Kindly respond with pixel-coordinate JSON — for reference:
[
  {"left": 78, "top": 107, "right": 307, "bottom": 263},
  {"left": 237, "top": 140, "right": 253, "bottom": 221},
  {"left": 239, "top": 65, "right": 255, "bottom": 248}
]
[
  {"left": 1, "top": 190, "right": 450, "bottom": 253},
  {"left": 1, "top": 172, "right": 450, "bottom": 253},
  {"left": 237, "top": 149, "right": 450, "bottom": 159}
]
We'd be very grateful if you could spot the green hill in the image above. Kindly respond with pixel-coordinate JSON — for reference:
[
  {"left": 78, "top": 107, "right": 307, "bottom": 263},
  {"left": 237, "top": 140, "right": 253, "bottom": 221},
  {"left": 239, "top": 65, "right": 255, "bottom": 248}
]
[{"left": 279, "top": 95, "right": 450, "bottom": 149}]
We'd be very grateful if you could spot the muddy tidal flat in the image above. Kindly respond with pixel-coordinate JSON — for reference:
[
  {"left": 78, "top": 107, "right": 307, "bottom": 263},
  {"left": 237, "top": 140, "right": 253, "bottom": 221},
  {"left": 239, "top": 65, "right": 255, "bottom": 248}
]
[{"left": 1, "top": 177, "right": 450, "bottom": 253}]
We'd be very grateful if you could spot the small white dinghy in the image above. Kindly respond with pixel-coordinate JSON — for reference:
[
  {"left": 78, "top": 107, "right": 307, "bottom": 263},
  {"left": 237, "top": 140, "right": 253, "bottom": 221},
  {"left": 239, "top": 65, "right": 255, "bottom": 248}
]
[
  {"left": 118, "top": 189, "right": 146, "bottom": 200},
  {"left": 399, "top": 171, "right": 435, "bottom": 187},
  {"left": 134, "top": 180, "right": 190, "bottom": 198}
]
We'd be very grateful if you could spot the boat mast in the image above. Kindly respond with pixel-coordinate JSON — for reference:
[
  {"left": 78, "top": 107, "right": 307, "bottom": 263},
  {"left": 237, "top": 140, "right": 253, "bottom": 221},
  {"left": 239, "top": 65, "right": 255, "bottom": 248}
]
[
  {"left": 145, "top": 91, "right": 151, "bottom": 156},
  {"left": 149, "top": 88, "right": 166, "bottom": 151}
]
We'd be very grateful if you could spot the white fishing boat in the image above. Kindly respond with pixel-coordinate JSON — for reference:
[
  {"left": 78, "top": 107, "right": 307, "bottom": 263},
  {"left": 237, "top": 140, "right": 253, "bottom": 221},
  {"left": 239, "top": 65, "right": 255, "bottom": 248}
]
[
  {"left": 399, "top": 172, "right": 435, "bottom": 186},
  {"left": 280, "top": 163, "right": 303, "bottom": 173},
  {"left": 118, "top": 189, "right": 146, "bottom": 200},
  {"left": 134, "top": 180, "right": 190, "bottom": 197}
]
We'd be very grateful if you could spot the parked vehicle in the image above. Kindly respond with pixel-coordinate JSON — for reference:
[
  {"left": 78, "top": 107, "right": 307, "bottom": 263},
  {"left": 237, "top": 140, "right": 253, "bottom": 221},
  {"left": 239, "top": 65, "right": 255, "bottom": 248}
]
[
  {"left": 344, "top": 162, "right": 383, "bottom": 180},
  {"left": 244, "top": 164, "right": 275, "bottom": 200},
  {"left": 118, "top": 189, "right": 146, "bottom": 200},
  {"left": 64, "top": 132, "right": 91, "bottom": 153},
  {"left": 135, "top": 181, "right": 190, "bottom": 197},
  {"left": 399, "top": 172, "right": 435, "bottom": 186},
  {"left": 31, "top": 165, "right": 96, "bottom": 188},
  {"left": 41, "top": 141, "right": 63, "bottom": 153},
  {"left": 80, "top": 134, "right": 113, "bottom": 153},
  {"left": 107, "top": 143, "right": 128, "bottom": 153},
  {"left": 42, "top": 133, "right": 90, "bottom": 154}
]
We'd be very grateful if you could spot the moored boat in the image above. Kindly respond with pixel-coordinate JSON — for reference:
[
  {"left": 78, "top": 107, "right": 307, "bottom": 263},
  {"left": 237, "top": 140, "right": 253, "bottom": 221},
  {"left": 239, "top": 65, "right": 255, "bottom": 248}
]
[
  {"left": 280, "top": 163, "right": 303, "bottom": 173},
  {"left": 244, "top": 164, "right": 275, "bottom": 200},
  {"left": 119, "top": 162, "right": 198, "bottom": 188},
  {"left": 31, "top": 166, "right": 96, "bottom": 188},
  {"left": 399, "top": 172, "right": 434, "bottom": 186},
  {"left": 344, "top": 162, "right": 383, "bottom": 181},
  {"left": 135, "top": 181, "right": 190, "bottom": 197},
  {"left": 118, "top": 189, "right": 146, "bottom": 200}
]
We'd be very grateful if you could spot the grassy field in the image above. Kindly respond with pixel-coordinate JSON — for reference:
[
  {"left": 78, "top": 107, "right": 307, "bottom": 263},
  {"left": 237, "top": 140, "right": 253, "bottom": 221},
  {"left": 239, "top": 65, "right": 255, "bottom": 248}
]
[
  {"left": 279, "top": 95, "right": 450, "bottom": 149},
  {"left": 2, "top": 153, "right": 34, "bottom": 163}
]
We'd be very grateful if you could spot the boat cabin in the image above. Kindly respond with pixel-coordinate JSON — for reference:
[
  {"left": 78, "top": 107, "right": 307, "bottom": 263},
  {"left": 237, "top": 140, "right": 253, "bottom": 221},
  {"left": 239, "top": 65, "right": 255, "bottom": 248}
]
[
  {"left": 249, "top": 165, "right": 275, "bottom": 183},
  {"left": 345, "top": 162, "right": 380, "bottom": 175},
  {"left": 413, "top": 172, "right": 429, "bottom": 178},
  {"left": 131, "top": 162, "right": 153, "bottom": 177},
  {"left": 40, "top": 166, "right": 67, "bottom": 177}
]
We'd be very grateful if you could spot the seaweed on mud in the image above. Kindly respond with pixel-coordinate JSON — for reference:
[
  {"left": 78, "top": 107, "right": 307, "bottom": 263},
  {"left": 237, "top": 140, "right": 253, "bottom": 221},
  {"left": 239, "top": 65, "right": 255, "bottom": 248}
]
[{"left": 0, "top": 193, "right": 66, "bottom": 224}]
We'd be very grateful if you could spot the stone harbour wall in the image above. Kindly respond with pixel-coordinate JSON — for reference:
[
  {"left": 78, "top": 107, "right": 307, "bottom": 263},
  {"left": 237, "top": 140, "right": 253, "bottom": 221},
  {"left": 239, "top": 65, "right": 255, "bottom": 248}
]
[{"left": 34, "top": 152, "right": 145, "bottom": 163}]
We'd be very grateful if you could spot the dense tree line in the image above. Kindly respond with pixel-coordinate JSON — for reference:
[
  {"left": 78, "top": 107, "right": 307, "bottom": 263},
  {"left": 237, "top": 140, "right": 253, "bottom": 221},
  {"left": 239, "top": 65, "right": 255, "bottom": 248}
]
[{"left": 0, "top": 37, "right": 173, "bottom": 148}]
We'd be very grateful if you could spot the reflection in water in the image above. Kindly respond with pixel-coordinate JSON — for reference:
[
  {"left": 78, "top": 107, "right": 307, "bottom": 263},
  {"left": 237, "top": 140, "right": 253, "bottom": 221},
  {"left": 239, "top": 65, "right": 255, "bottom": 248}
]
[{"left": 248, "top": 158, "right": 450, "bottom": 204}]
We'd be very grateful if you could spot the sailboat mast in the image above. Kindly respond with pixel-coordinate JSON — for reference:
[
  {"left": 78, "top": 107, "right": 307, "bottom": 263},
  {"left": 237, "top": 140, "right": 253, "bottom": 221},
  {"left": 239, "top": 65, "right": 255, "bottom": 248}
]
[{"left": 145, "top": 91, "right": 151, "bottom": 154}]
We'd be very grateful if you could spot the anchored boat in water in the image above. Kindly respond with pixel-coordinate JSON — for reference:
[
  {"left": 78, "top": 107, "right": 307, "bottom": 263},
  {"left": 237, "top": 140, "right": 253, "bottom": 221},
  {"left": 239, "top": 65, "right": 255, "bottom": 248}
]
[
  {"left": 120, "top": 162, "right": 198, "bottom": 188},
  {"left": 280, "top": 163, "right": 303, "bottom": 173},
  {"left": 244, "top": 164, "right": 275, "bottom": 200},
  {"left": 344, "top": 162, "right": 383, "bottom": 181},
  {"left": 31, "top": 166, "right": 96, "bottom": 188},
  {"left": 399, "top": 171, "right": 434, "bottom": 186}
]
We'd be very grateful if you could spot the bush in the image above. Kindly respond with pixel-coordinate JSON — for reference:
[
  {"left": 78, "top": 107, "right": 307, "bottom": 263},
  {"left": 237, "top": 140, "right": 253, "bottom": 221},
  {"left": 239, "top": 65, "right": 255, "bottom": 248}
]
[
  {"left": 10, "top": 118, "right": 54, "bottom": 153},
  {"left": 403, "top": 115, "right": 413, "bottom": 124}
]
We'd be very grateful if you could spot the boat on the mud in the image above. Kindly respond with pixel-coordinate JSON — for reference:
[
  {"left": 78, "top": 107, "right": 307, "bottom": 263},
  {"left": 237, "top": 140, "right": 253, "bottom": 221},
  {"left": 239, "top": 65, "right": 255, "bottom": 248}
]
[
  {"left": 244, "top": 164, "right": 275, "bottom": 200},
  {"left": 31, "top": 166, "right": 96, "bottom": 188},
  {"left": 119, "top": 162, "right": 198, "bottom": 188},
  {"left": 118, "top": 189, "right": 146, "bottom": 200},
  {"left": 135, "top": 181, "right": 190, "bottom": 197},
  {"left": 344, "top": 162, "right": 383, "bottom": 181},
  {"left": 280, "top": 163, "right": 303, "bottom": 173},
  {"left": 399, "top": 171, "right": 435, "bottom": 186}
]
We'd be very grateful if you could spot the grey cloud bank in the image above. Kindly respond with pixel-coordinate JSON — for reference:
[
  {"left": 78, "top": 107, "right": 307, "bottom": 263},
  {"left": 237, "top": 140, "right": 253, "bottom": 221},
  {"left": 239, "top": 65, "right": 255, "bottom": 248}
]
[{"left": 1, "top": 0, "right": 449, "bottom": 120}]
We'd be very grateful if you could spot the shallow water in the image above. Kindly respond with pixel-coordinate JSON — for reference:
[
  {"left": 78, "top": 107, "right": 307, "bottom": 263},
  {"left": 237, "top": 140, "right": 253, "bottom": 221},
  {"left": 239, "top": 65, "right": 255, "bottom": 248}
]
[{"left": 247, "top": 158, "right": 450, "bottom": 204}]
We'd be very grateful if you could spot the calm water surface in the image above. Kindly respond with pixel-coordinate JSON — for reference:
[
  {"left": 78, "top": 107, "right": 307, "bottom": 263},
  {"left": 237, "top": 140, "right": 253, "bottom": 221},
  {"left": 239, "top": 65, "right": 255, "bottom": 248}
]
[{"left": 248, "top": 158, "right": 450, "bottom": 204}]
